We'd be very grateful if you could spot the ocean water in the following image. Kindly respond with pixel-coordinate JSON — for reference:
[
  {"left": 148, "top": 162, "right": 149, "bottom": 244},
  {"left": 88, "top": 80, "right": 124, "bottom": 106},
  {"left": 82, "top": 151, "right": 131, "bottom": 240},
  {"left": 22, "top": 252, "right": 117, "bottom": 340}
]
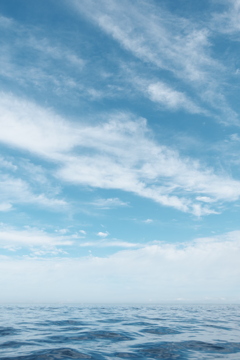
[{"left": 0, "top": 305, "right": 240, "bottom": 359}]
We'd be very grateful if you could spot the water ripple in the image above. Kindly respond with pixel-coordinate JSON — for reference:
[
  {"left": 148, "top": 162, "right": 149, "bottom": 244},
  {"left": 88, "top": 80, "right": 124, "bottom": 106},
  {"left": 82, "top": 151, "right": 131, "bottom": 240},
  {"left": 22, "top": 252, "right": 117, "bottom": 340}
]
[
  {"left": 0, "top": 305, "right": 240, "bottom": 359},
  {"left": 0, "top": 347, "right": 99, "bottom": 359}
]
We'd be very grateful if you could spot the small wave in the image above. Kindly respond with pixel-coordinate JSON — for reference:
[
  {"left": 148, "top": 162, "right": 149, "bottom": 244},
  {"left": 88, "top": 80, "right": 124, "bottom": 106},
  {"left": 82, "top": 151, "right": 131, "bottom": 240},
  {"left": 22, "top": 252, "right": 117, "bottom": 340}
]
[
  {"left": 113, "top": 352, "right": 140, "bottom": 358},
  {"left": 124, "top": 321, "right": 153, "bottom": 326},
  {"left": 204, "top": 324, "right": 232, "bottom": 330},
  {"left": 46, "top": 331, "right": 132, "bottom": 343},
  {"left": 97, "top": 319, "right": 123, "bottom": 324},
  {"left": 0, "top": 327, "right": 20, "bottom": 336},
  {"left": 0, "top": 347, "right": 98, "bottom": 360},
  {"left": 0, "top": 341, "right": 31, "bottom": 349},
  {"left": 135, "top": 340, "right": 240, "bottom": 358},
  {"left": 136, "top": 345, "right": 182, "bottom": 359},
  {"left": 77, "top": 331, "right": 132, "bottom": 341},
  {"left": 182, "top": 340, "right": 240, "bottom": 354},
  {"left": 141, "top": 327, "right": 180, "bottom": 335},
  {"left": 37, "top": 320, "right": 88, "bottom": 327}
]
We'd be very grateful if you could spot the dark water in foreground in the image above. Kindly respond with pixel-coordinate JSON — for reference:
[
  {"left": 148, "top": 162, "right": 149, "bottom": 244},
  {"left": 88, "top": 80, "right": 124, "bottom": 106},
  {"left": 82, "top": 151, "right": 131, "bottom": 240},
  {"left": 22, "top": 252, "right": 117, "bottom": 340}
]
[{"left": 0, "top": 305, "right": 240, "bottom": 359}]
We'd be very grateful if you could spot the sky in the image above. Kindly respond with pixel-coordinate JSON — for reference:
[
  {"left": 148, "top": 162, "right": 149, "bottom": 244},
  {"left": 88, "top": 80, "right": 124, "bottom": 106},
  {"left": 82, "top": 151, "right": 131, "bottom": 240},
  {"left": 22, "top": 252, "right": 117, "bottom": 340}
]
[{"left": 0, "top": 0, "right": 240, "bottom": 303}]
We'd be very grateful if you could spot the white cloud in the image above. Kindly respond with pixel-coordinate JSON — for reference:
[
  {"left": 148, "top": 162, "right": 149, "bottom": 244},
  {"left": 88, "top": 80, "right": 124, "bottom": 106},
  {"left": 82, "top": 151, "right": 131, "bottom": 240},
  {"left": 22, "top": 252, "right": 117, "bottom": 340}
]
[
  {"left": 230, "top": 133, "right": 240, "bottom": 142},
  {"left": 120, "top": 68, "right": 203, "bottom": 114},
  {"left": 0, "top": 15, "right": 14, "bottom": 28},
  {"left": 0, "top": 225, "right": 74, "bottom": 249},
  {"left": 212, "top": 0, "right": 240, "bottom": 34},
  {"left": 56, "top": 229, "right": 69, "bottom": 234},
  {"left": 0, "top": 156, "right": 17, "bottom": 171},
  {"left": 143, "top": 219, "right": 153, "bottom": 224},
  {"left": 0, "top": 230, "right": 240, "bottom": 303},
  {"left": 97, "top": 231, "right": 109, "bottom": 238},
  {"left": 1, "top": 92, "right": 240, "bottom": 215},
  {"left": 20, "top": 160, "right": 53, "bottom": 186},
  {"left": 90, "top": 197, "right": 129, "bottom": 209},
  {"left": 79, "top": 240, "right": 138, "bottom": 248},
  {"left": 0, "top": 93, "right": 78, "bottom": 156},
  {"left": 0, "top": 157, "right": 63, "bottom": 211},
  {"left": 0, "top": 203, "right": 12, "bottom": 212},
  {"left": 196, "top": 196, "right": 215, "bottom": 203},
  {"left": 28, "top": 36, "right": 85, "bottom": 69},
  {"left": 0, "top": 174, "right": 66, "bottom": 209},
  {"left": 147, "top": 82, "right": 201, "bottom": 113},
  {"left": 30, "top": 248, "right": 67, "bottom": 257}
]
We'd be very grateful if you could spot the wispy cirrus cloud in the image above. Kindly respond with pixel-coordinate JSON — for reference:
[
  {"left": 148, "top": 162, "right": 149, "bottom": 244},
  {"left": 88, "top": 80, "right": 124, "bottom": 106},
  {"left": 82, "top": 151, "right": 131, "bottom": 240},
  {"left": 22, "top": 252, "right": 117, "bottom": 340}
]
[
  {"left": 0, "top": 154, "right": 66, "bottom": 210},
  {"left": 1, "top": 4, "right": 237, "bottom": 123},
  {"left": 0, "top": 14, "right": 85, "bottom": 69},
  {"left": 0, "top": 13, "right": 130, "bottom": 105},
  {"left": 1, "top": 92, "right": 240, "bottom": 216},
  {"left": 69, "top": 0, "right": 238, "bottom": 124},
  {"left": 0, "top": 156, "right": 17, "bottom": 171},
  {"left": 0, "top": 174, "right": 67, "bottom": 210},
  {"left": 80, "top": 240, "right": 138, "bottom": 248},
  {"left": 212, "top": 0, "right": 240, "bottom": 35},
  {"left": 0, "top": 14, "right": 86, "bottom": 99},
  {"left": 71, "top": 0, "right": 213, "bottom": 82},
  {"left": 90, "top": 197, "right": 129, "bottom": 209},
  {"left": 0, "top": 224, "right": 74, "bottom": 249}
]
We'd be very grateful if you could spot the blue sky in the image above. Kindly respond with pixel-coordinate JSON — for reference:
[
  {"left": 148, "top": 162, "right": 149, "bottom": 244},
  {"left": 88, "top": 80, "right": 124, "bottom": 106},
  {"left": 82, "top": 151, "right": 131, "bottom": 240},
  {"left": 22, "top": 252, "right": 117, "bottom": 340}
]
[{"left": 0, "top": 0, "right": 240, "bottom": 303}]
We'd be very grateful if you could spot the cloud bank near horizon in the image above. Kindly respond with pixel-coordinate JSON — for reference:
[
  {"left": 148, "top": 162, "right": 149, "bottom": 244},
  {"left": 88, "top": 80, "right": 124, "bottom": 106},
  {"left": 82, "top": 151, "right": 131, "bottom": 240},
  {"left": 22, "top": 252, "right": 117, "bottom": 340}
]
[{"left": 0, "top": 230, "right": 239, "bottom": 303}]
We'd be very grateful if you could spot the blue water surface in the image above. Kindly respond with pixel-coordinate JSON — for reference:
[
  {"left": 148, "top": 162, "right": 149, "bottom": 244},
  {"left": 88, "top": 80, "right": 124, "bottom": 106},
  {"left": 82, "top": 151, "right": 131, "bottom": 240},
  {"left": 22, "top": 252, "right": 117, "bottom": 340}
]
[{"left": 0, "top": 304, "right": 240, "bottom": 359}]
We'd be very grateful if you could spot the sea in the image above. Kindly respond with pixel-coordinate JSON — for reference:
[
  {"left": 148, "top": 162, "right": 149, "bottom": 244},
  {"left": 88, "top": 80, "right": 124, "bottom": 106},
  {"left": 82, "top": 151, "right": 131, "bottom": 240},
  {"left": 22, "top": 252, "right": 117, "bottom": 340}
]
[{"left": 0, "top": 304, "right": 240, "bottom": 359}]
